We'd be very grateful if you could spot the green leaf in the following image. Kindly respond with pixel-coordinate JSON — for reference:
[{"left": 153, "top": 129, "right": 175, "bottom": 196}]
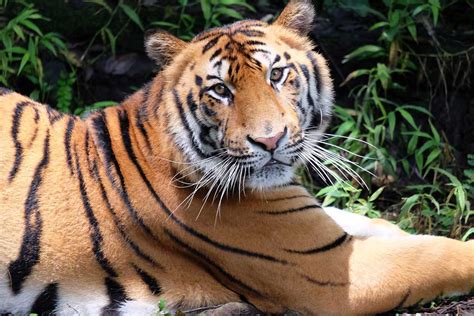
[
  {"left": 19, "top": 19, "right": 43, "bottom": 36},
  {"left": 41, "top": 39, "right": 57, "bottom": 56},
  {"left": 150, "top": 21, "right": 179, "bottom": 29},
  {"left": 103, "top": 28, "right": 116, "bottom": 56},
  {"left": 220, "top": 0, "right": 255, "bottom": 11},
  {"left": 214, "top": 7, "right": 243, "bottom": 19},
  {"left": 389, "top": 10, "right": 401, "bottom": 28},
  {"left": 407, "top": 135, "right": 418, "bottom": 155},
  {"left": 387, "top": 111, "right": 396, "bottom": 140},
  {"left": 200, "top": 0, "right": 212, "bottom": 21},
  {"left": 406, "top": 18, "right": 417, "bottom": 41},
  {"left": 340, "top": 69, "right": 370, "bottom": 85},
  {"left": 397, "top": 108, "right": 417, "bottom": 129},
  {"left": 377, "top": 63, "right": 390, "bottom": 90},
  {"left": 369, "top": 187, "right": 385, "bottom": 202},
  {"left": 18, "top": 52, "right": 30, "bottom": 75},
  {"left": 119, "top": 3, "right": 144, "bottom": 30},
  {"left": 412, "top": 4, "right": 429, "bottom": 16},
  {"left": 462, "top": 227, "right": 474, "bottom": 241},
  {"left": 401, "top": 194, "right": 420, "bottom": 214},
  {"left": 368, "top": 21, "right": 389, "bottom": 31},
  {"left": 28, "top": 37, "right": 36, "bottom": 68},
  {"left": 335, "top": 120, "right": 354, "bottom": 135},
  {"left": 424, "top": 148, "right": 441, "bottom": 167},
  {"left": 12, "top": 24, "right": 25, "bottom": 40},
  {"left": 429, "top": 121, "right": 441, "bottom": 143},
  {"left": 84, "top": 0, "right": 113, "bottom": 13},
  {"left": 89, "top": 101, "right": 118, "bottom": 108},
  {"left": 401, "top": 105, "right": 433, "bottom": 117},
  {"left": 415, "top": 151, "right": 424, "bottom": 172},
  {"left": 343, "top": 45, "right": 384, "bottom": 63},
  {"left": 429, "top": 0, "right": 440, "bottom": 26}
]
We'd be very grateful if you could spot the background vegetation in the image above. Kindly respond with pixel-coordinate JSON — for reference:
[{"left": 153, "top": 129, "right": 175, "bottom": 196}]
[{"left": 1, "top": 0, "right": 473, "bottom": 241}]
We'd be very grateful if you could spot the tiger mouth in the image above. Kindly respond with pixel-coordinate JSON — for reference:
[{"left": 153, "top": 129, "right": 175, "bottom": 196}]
[{"left": 263, "top": 158, "right": 292, "bottom": 168}]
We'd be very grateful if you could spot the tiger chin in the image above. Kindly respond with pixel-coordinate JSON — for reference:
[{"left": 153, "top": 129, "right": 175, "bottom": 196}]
[{"left": 0, "top": 0, "right": 473, "bottom": 315}]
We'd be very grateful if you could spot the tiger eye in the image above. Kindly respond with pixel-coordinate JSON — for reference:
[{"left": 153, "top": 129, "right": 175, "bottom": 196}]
[
  {"left": 270, "top": 68, "right": 283, "bottom": 82},
  {"left": 213, "top": 84, "right": 226, "bottom": 95}
]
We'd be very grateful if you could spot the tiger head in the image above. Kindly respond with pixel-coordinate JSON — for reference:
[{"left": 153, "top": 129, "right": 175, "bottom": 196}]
[{"left": 146, "top": 0, "right": 334, "bottom": 191}]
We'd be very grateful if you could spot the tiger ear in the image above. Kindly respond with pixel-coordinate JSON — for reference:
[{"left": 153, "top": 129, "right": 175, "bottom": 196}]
[
  {"left": 145, "top": 29, "right": 187, "bottom": 65},
  {"left": 273, "top": 0, "right": 315, "bottom": 35}
]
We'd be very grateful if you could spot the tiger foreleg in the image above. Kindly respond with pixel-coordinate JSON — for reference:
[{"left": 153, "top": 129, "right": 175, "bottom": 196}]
[{"left": 336, "top": 236, "right": 474, "bottom": 314}]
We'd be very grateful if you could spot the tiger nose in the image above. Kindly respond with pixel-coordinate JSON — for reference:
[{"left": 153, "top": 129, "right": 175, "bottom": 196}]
[{"left": 248, "top": 129, "right": 286, "bottom": 151}]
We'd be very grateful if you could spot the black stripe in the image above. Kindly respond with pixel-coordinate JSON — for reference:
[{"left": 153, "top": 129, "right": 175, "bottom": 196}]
[
  {"left": 395, "top": 289, "right": 411, "bottom": 309},
  {"left": 306, "top": 52, "right": 322, "bottom": 98},
  {"left": 165, "top": 229, "right": 264, "bottom": 298},
  {"left": 91, "top": 158, "right": 164, "bottom": 270},
  {"left": 153, "top": 84, "right": 164, "bottom": 117},
  {"left": 258, "top": 204, "right": 320, "bottom": 215},
  {"left": 101, "top": 277, "right": 128, "bottom": 315},
  {"left": 285, "top": 233, "right": 351, "bottom": 255},
  {"left": 186, "top": 91, "right": 216, "bottom": 149},
  {"left": 194, "top": 31, "right": 224, "bottom": 42},
  {"left": 273, "top": 54, "right": 281, "bottom": 64},
  {"left": 64, "top": 117, "right": 75, "bottom": 175},
  {"left": 206, "top": 75, "right": 221, "bottom": 81},
  {"left": 203, "top": 105, "right": 217, "bottom": 117},
  {"left": 266, "top": 194, "right": 314, "bottom": 202},
  {"left": 8, "top": 132, "right": 50, "bottom": 294},
  {"left": 135, "top": 107, "right": 152, "bottom": 153},
  {"left": 300, "top": 64, "right": 315, "bottom": 105},
  {"left": 235, "top": 29, "right": 265, "bottom": 37},
  {"left": 284, "top": 52, "right": 291, "bottom": 60},
  {"left": 8, "top": 101, "right": 28, "bottom": 182},
  {"left": 248, "top": 48, "right": 271, "bottom": 55},
  {"left": 202, "top": 34, "right": 223, "bottom": 53},
  {"left": 30, "top": 283, "right": 59, "bottom": 315},
  {"left": 91, "top": 113, "right": 156, "bottom": 238},
  {"left": 84, "top": 130, "right": 93, "bottom": 171},
  {"left": 210, "top": 48, "right": 222, "bottom": 61},
  {"left": 238, "top": 21, "right": 265, "bottom": 28},
  {"left": 303, "top": 274, "right": 348, "bottom": 287},
  {"left": 134, "top": 86, "right": 153, "bottom": 153},
  {"left": 47, "top": 107, "right": 63, "bottom": 124},
  {"left": 195, "top": 75, "right": 203, "bottom": 87},
  {"left": 173, "top": 89, "right": 209, "bottom": 158},
  {"left": 74, "top": 150, "right": 118, "bottom": 277},
  {"left": 245, "top": 40, "right": 266, "bottom": 46},
  {"left": 117, "top": 109, "right": 286, "bottom": 264},
  {"left": 133, "top": 265, "right": 162, "bottom": 295},
  {"left": 27, "top": 108, "right": 40, "bottom": 148}
]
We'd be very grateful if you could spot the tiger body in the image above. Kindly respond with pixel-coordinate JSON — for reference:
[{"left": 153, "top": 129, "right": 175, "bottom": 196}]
[{"left": 1, "top": 1, "right": 474, "bottom": 315}]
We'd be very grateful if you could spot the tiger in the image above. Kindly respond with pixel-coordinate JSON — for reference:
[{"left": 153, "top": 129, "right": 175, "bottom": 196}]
[{"left": 0, "top": 0, "right": 473, "bottom": 315}]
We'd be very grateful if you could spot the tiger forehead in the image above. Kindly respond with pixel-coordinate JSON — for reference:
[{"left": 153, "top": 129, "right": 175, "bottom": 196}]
[
  {"left": 195, "top": 24, "right": 286, "bottom": 82},
  {"left": 192, "top": 20, "right": 269, "bottom": 43}
]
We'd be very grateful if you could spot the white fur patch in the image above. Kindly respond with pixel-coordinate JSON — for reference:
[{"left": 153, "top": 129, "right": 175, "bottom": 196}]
[
  {"left": 323, "top": 207, "right": 403, "bottom": 237},
  {"left": 0, "top": 270, "right": 44, "bottom": 314}
]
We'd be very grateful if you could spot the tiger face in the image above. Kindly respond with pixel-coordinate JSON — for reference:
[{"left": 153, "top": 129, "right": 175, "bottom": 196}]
[{"left": 146, "top": 0, "right": 333, "bottom": 190}]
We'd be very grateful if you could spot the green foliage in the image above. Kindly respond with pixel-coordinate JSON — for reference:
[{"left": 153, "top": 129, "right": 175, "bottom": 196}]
[
  {"left": 55, "top": 70, "right": 76, "bottom": 113},
  {"left": 150, "top": 0, "right": 254, "bottom": 40},
  {"left": 81, "top": 0, "right": 145, "bottom": 61},
  {"left": 0, "top": 0, "right": 66, "bottom": 99},
  {"left": 315, "top": 0, "right": 473, "bottom": 239},
  {"left": 155, "top": 299, "right": 171, "bottom": 316}
]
